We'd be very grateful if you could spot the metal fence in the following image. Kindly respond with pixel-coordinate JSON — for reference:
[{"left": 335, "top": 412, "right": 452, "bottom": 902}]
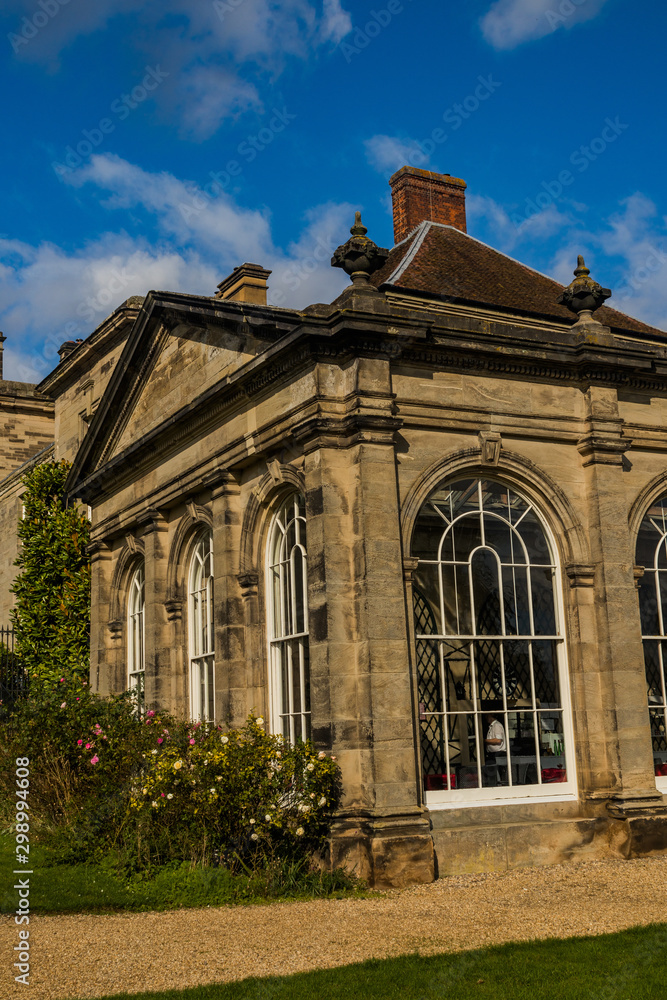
[{"left": 0, "top": 627, "right": 28, "bottom": 715}]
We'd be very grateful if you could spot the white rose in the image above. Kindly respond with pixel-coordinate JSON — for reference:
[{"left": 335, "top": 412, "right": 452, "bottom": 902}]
[
  {"left": 249, "top": 818, "right": 255, "bottom": 824},
  {"left": 221, "top": 736, "right": 229, "bottom": 744},
  {"left": 167, "top": 793, "right": 173, "bottom": 800},
  {"left": 251, "top": 833, "right": 259, "bottom": 841},
  {"left": 306, "top": 763, "right": 315, "bottom": 771},
  {"left": 256, "top": 717, "right": 264, "bottom": 725},
  {"left": 210, "top": 788, "right": 216, "bottom": 793},
  {"left": 318, "top": 796, "right": 327, "bottom": 807},
  {"left": 265, "top": 814, "right": 272, "bottom": 822},
  {"left": 151, "top": 749, "right": 158, "bottom": 755},
  {"left": 151, "top": 801, "right": 158, "bottom": 808},
  {"left": 296, "top": 827, "right": 304, "bottom": 836},
  {"left": 173, "top": 760, "right": 183, "bottom": 770},
  {"left": 318, "top": 751, "right": 326, "bottom": 759}
]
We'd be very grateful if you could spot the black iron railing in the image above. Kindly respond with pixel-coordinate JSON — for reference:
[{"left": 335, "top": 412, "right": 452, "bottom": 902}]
[{"left": 0, "top": 628, "right": 28, "bottom": 715}]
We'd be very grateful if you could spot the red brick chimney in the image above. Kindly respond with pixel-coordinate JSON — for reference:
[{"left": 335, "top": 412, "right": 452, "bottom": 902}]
[{"left": 389, "top": 166, "right": 467, "bottom": 244}]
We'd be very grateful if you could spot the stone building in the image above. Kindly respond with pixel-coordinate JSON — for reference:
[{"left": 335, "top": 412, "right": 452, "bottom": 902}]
[{"left": 4, "top": 166, "right": 667, "bottom": 886}]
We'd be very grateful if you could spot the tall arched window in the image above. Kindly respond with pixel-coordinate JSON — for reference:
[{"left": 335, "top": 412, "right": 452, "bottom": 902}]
[
  {"left": 127, "top": 563, "right": 145, "bottom": 709},
  {"left": 267, "top": 493, "right": 310, "bottom": 742},
  {"left": 635, "top": 494, "right": 667, "bottom": 791},
  {"left": 189, "top": 532, "right": 215, "bottom": 722},
  {"left": 412, "top": 477, "right": 575, "bottom": 804}
]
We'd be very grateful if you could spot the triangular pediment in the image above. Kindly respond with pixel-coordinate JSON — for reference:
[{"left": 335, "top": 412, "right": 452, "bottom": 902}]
[{"left": 67, "top": 292, "right": 302, "bottom": 498}]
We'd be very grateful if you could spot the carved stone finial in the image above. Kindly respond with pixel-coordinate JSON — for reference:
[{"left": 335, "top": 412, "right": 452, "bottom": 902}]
[
  {"left": 350, "top": 211, "right": 367, "bottom": 237},
  {"left": 557, "top": 255, "right": 611, "bottom": 324},
  {"left": 331, "top": 211, "right": 389, "bottom": 286}
]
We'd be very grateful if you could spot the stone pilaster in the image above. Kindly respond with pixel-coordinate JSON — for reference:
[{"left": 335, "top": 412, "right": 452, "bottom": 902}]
[
  {"left": 87, "top": 538, "right": 113, "bottom": 696},
  {"left": 137, "top": 509, "right": 170, "bottom": 713},
  {"left": 302, "top": 356, "right": 434, "bottom": 888},
  {"left": 211, "top": 474, "right": 257, "bottom": 727},
  {"left": 575, "top": 386, "right": 659, "bottom": 809}
]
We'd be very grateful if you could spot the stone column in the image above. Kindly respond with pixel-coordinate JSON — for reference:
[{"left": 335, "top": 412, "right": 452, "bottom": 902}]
[
  {"left": 138, "top": 509, "right": 171, "bottom": 713},
  {"left": 575, "top": 386, "right": 664, "bottom": 835},
  {"left": 301, "top": 355, "right": 434, "bottom": 888}
]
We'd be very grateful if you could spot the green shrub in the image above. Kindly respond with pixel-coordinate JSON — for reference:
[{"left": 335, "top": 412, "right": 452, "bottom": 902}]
[
  {"left": 0, "top": 685, "right": 341, "bottom": 872},
  {"left": 10, "top": 459, "right": 90, "bottom": 690}
]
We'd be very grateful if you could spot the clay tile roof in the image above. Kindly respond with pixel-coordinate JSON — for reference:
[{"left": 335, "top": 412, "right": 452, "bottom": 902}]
[{"left": 371, "top": 222, "right": 665, "bottom": 338}]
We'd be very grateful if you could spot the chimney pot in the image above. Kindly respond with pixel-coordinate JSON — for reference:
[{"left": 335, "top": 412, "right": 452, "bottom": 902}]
[
  {"left": 389, "top": 165, "right": 467, "bottom": 244},
  {"left": 215, "top": 263, "right": 272, "bottom": 305}
]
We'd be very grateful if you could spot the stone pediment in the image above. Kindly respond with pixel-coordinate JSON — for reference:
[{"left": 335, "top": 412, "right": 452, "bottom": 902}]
[{"left": 66, "top": 292, "right": 301, "bottom": 500}]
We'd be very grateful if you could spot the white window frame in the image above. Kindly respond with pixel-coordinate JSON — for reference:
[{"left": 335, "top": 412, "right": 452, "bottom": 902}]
[
  {"left": 188, "top": 532, "right": 215, "bottom": 722},
  {"left": 635, "top": 496, "right": 667, "bottom": 793},
  {"left": 127, "top": 563, "right": 145, "bottom": 709},
  {"left": 266, "top": 493, "right": 310, "bottom": 743},
  {"left": 413, "top": 477, "right": 577, "bottom": 809}
]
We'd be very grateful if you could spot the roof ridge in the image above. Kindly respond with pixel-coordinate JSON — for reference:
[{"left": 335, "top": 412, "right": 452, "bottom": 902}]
[{"left": 386, "top": 221, "right": 431, "bottom": 284}]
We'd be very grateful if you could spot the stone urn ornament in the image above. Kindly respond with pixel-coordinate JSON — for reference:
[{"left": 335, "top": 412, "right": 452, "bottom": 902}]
[
  {"left": 331, "top": 212, "right": 390, "bottom": 286},
  {"left": 557, "top": 255, "right": 611, "bottom": 324}
]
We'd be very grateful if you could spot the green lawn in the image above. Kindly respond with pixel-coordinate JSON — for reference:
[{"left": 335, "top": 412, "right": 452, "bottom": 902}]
[
  {"left": 67, "top": 925, "right": 667, "bottom": 1000},
  {"left": 0, "top": 835, "right": 364, "bottom": 913}
]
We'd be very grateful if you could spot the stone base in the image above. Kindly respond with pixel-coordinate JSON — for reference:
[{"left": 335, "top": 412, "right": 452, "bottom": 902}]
[
  {"left": 606, "top": 794, "right": 667, "bottom": 858},
  {"left": 329, "top": 807, "right": 435, "bottom": 889}
]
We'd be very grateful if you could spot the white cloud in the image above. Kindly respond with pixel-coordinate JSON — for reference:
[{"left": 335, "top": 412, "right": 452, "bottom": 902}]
[
  {"left": 364, "top": 134, "right": 430, "bottom": 174},
  {"left": 1, "top": 154, "right": 351, "bottom": 380},
  {"left": 480, "top": 0, "right": 611, "bottom": 51},
  {"left": 7, "top": 0, "right": 351, "bottom": 138},
  {"left": 468, "top": 188, "right": 667, "bottom": 333}
]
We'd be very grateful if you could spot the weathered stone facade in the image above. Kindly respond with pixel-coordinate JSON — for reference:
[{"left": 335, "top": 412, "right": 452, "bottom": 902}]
[{"left": 3, "top": 168, "right": 667, "bottom": 886}]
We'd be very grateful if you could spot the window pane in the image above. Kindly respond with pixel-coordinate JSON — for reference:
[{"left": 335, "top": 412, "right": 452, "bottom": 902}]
[
  {"left": 268, "top": 494, "right": 311, "bottom": 743},
  {"left": 413, "top": 477, "right": 570, "bottom": 799}
]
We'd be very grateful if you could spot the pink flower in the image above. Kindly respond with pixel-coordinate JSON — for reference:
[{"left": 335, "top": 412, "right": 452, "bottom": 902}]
[
  {"left": 60, "top": 702, "right": 67, "bottom": 708},
  {"left": 82, "top": 681, "right": 88, "bottom": 686},
  {"left": 77, "top": 740, "right": 83, "bottom": 746},
  {"left": 157, "top": 738, "right": 163, "bottom": 744},
  {"left": 85, "top": 743, "right": 92, "bottom": 750},
  {"left": 147, "top": 710, "right": 155, "bottom": 718},
  {"left": 76, "top": 697, "right": 80, "bottom": 701},
  {"left": 161, "top": 792, "right": 165, "bottom": 797},
  {"left": 90, "top": 756, "right": 99, "bottom": 765},
  {"left": 102, "top": 735, "right": 107, "bottom": 740},
  {"left": 189, "top": 738, "right": 195, "bottom": 745},
  {"left": 59, "top": 678, "right": 65, "bottom": 683}
]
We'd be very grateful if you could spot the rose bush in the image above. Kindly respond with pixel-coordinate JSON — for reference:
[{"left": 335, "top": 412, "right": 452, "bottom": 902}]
[{"left": 0, "top": 685, "right": 341, "bottom": 870}]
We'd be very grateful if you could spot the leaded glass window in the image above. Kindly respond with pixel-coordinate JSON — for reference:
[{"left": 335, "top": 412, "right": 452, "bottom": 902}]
[
  {"left": 412, "top": 477, "right": 575, "bottom": 803},
  {"left": 267, "top": 494, "right": 310, "bottom": 742},
  {"left": 635, "top": 494, "right": 667, "bottom": 790},
  {"left": 189, "top": 532, "right": 215, "bottom": 722}
]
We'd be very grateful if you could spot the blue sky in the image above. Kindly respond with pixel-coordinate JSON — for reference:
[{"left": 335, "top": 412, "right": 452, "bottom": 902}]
[{"left": 1, "top": 0, "right": 666, "bottom": 382}]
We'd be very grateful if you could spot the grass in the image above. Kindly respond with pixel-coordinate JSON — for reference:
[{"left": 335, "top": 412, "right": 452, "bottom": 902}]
[
  {"left": 0, "top": 835, "right": 365, "bottom": 914},
  {"left": 69, "top": 925, "right": 667, "bottom": 1000}
]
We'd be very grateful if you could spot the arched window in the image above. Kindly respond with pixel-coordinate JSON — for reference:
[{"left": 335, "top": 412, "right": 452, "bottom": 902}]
[
  {"left": 189, "top": 532, "right": 214, "bottom": 722},
  {"left": 127, "top": 563, "right": 145, "bottom": 709},
  {"left": 267, "top": 493, "right": 310, "bottom": 742},
  {"left": 412, "top": 477, "right": 574, "bottom": 804},
  {"left": 635, "top": 494, "right": 667, "bottom": 791}
]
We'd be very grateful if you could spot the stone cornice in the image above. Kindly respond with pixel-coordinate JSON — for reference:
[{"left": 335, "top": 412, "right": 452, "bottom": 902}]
[{"left": 67, "top": 291, "right": 667, "bottom": 504}]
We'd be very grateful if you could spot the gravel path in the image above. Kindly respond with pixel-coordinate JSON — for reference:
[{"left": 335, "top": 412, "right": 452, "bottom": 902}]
[{"left": 2, "top": 857, "right": 667, "bottom": 1000}]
